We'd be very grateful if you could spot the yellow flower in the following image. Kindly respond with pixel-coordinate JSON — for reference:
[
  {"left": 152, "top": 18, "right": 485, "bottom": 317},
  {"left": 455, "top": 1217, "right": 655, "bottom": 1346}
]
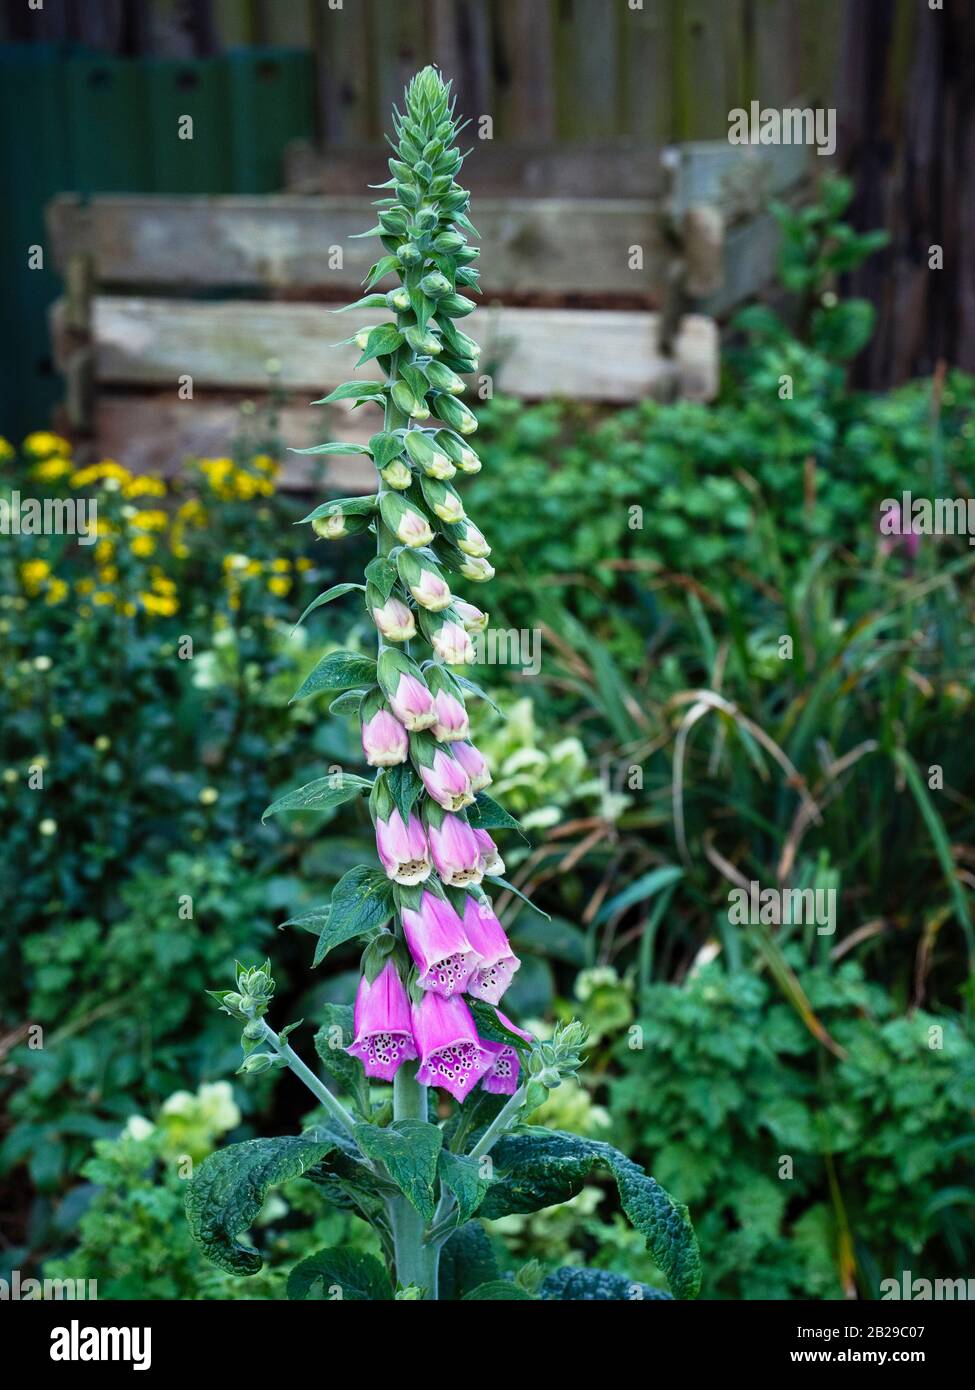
[
  {"left": 94, "top": 539, "right": 114, "bottom": 564},
  {"left": 140, "top": 592, "right": 179, "bottom": 617},
  {"left": 75, "top": 578, "right": 95, "bottom": 596},
  {"left": 252, "top": 453, "right": 279, "bottom": 475},
  {"left": 295, "top": 557, "right": 312, "bottom": 572},
  {"left": 23, "top": 431, "right": 71, "bottom": 458},
  {"left": 177, "top": 498, "right": 206, "bottom": 525},
  {"left": 20, "top": 560, "right": 51, "bottom": 595},
  {"left": 268, "top": 576, "right": 291, "bottom": 597},
  {"left": 130, "top": 535, "right": 156, "bottom": 558},
  {"left": 70, "top": 459, "right": 132, "bottom": 488},
  {"left": 98, "top": 565, "right": 119, "bottom": 584},
  {"left": 93, "top": 591, "right": 115, "bottom": 607},
  {"left": 172, "top": 542, "right": 190, "bottom": 559},
  {"left": 130, "top": 509, "right": 168, "bottom": 532},
  {"left": 150, "top": 574, "right": 177, "bottom": 597},
  {"left": 123, "top": 475, "right": 166, "bottom": 499},
  {"left": 0, "top": 437, "right": 15, "bottom": 462},
  {"left": 244, "top": 559, "right": 263, "bottom": 578},
  {"left": 271, "top": 557, "right": 291, "bottom": 573},
  {"left": 32, "top": 457, "right": 71, "bottom": 482},
  {"left": 121, "top": 601, "right": 137, "bottom": 617},
  {"left": 44, "top": 579, "right": 69, "bottom": 605}
]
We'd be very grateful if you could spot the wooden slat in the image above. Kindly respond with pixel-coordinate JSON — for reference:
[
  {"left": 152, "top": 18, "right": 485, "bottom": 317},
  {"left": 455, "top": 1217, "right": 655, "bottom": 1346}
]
[
  {"left": 284, "top": 140, "right": 670, "bottom": 198},
  {"left": 47, "top": 194, "right": 668, "bottom": 298},
  {"left": 669, "top": 140, "right": 810, "bottom": 220},
  {"left": 622, "top": 0, "right": 675, "bottom": 144},
  {"left": 51, "top": 296, "right": 704, "bottom": 402}
]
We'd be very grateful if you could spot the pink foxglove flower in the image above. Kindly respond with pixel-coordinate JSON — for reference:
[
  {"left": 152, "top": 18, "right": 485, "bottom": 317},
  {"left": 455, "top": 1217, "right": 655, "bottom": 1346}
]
[
  {"left": 452, "top": 740, "right": 491, "bottom": 791},
  {"left": 412, "top": 991, "right": 493, "bottom": 1102},
  {"left": 388, "top": 672, "right": 437, "bottom": 731},
  {"left": 428, "top": 813, "right": 483, "bottom": 888},
  {"left": 376, "top": 810, "right": 431, "bottom": 885},
  {"left": 402, "top": 890, "right": 477, "bottom": 997},
  {"left": 419, "top": 748, "right": 473, "bottom": 811},
  {"left": 346, "top": 960, "right": 418, "bottom": 1081},
  {"left": 432, "top": 689, "right": 469, "bottom": 742},
  {"left": 454, "top": 520, "right": 490, "bottom": 557},
  {"left": 458, "top": 555, "right": 495, "bottom": 583},
  {"left": 372, "top": 596, "right": 416, "bottom": 642},
  {"left": 396, "top": 507, "right": 434, "bottom": 548},
  {"left": 480, "top": 1013, "right": 533, "bottom": 1095},
  {"left": 361, "top": 708, "right": 409, "bottom": 767},
  {"left": 462, "top": 897, "right": 520, "bottom": 1004},
  {"left": 453, "top": 599, "right": 488, "bottom": 633},
  {"left": 431, "top": 619, "right": 474, "bottom": 665},
  {"left": 411, "top": 568, "right": 453, "bottom": 611},
  {"left": 472, "top": 827, "right": 504, "bottom": 876}
]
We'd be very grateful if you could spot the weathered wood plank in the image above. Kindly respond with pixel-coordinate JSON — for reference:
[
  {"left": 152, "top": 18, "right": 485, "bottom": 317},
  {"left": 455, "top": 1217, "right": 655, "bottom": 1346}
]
[
  {"left": 669, "top": 140, "right": 810, "bottom": 220},
  {"left": 51, "top": 296, "right": 708, "bottom": 402},
  {"left": 47, "top": 194, "right": 668, "bottom": 298},
  {"left": 283, "top": 138, "right": 671, "bottom": 198}
]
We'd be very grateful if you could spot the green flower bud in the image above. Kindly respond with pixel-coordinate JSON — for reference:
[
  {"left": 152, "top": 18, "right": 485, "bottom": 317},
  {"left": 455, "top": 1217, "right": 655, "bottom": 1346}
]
[
  {"left": 391, "top": 380, "right": 429, "bottom": 420},
  {"left": 404, "top": 430, "right": 455, "bottom": 479},
  {"left": 386, "top": 288, "right": 411, "bottom": 312},
  {"left": 380, "top": 459, "right": 413, "bottom": 490},
  {"left": 405, "top": 326, "right": 442, "bottom": 355},
  {"left": 420, "top": 476, "right": 465, "bottom": 524},
  {"left": 398, "top": 242, "right": 423, "bottom": 266},
  {"left": 435, "top": 396, "right": 478, "bottom": 435},
  {"left": 458, "top": 555, "right": 495, "bottom": 583},
  {"left": 437, "top": 293, "right": 476, "bottom": 319},
  {"left": 432, "top": 230, "right": 465, "bottom": 254},
  {"left": 425, "top": 361, "right": 466, "bottom": 395},
  {"left": 237, "top": 1052, "right": 275, "bottom": 1075},
  {"left": 419, "top": 271, "right": 452, "bottom": 299}
]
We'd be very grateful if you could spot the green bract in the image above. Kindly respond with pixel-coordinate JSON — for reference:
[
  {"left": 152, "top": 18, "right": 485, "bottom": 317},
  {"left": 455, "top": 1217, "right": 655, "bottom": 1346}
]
[{"left": 185, "top": 65, "right": 700, "bottom": 1302}]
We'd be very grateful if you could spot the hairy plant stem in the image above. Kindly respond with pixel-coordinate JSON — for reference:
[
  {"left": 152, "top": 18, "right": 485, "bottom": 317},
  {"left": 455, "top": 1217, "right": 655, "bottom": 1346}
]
[
  {"left": 260, "top": 1020, "right": 359, "bottom": 1138},
  {"left": 389, "top": 1063, "right": 440, "bottom": 1296},
  {"left": 427, "top": 1084, "right": 528, "bottom": 1246}
]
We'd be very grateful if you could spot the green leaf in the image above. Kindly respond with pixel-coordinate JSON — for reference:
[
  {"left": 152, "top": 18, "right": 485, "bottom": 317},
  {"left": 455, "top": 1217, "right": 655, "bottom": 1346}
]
[
  {"left": 541, "top": 1267, "right": 672, "bottom": 1301},
  {"left": 369, "top": 432, "right": 405, "bottom": 470},
  {"left": 453, "top": 673, "right": 502, "bottom": 714},
  {"left": 593, "top": 866, "right": 684, "bottom": 926},
  {"left": 287, "top": 1248, "right": 392, "bottom": 1301},
  {"left": 354, "top": 1119, "right": 443, "bottom": 1221},
  {"left": 462, "top": 1281, "right": 533, "bottom": 1300},
  {"left": 288, "top": 441, "right": 373, "bottom": 457},
  {"left": 357, "top": 324, "right": 405, "bottom": 365},
  {"left": 185, "top": 1137, "right": 334, "bottom": 1275},
  {"left": 299, "top": 495, "right": 377, "bottom": 524},
  {"left": 469, "top": 792, "right": 527, "bottom": 840},
  {"left": 437, "top": 1222, "right": 499, "bottom": 1301},
  {"left": 467, "top": 998, "right": 531, "bottom": 1055},
  {"left": 330, "top": 687, "right": 370, "bottom": 716},
  {"left": 278, "top": 905, "right": 329, "bottom": 937},
  {"left": 364, "top": 554, "right": 398, "bottom": 603},
  {"left": 261, "top": 773, "right": 371, "bottom": 823},
  {"left": 478, "top": 1131, "right": 701, "bottom": 1299},
  {"left": 485, "top": 876, "right": 549, "bottom": 920},
  {"left": 509, "top": 915, "right": 586, "bottom": 966},
  {"left": 313, "top": 381, "right": 386, "bottom": 405},
  {"left": 438, "top": 1150, "right": 488, "bottom": 1223},
  {"left": 363, "top": 255, "right": 401, "bottom": 290},
  {"left": 314, "top": 867, "right": 394, "bottom": 966},
  {"left": 292, "top": 582, "right": 365, "bottom": 631},
  {"left": 332, "top": 294, "right": 388, "bottom": 313},
  {"left": 892, "top": 748, "right": 974, "bottom": 958},
  {"left": 383, "top": 763, "right": 424, "bottom": 824},
  {"left": 292, "top": 651, "right": 377, "bottom": 703}
]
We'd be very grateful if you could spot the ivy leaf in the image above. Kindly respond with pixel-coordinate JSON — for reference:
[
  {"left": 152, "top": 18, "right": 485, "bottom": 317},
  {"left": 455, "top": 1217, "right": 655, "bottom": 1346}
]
[
  {"left": 313, "top": 381, "right": 386, "bottom": 406},
  {"left": 364, "top": 554, "right": 399, "bottom": 603},
  {"left": 383, "top": 763, "right": 424, "bottom": 824},
  {"left": 438, "top": 1222, "right": 499, "bottom": 1301},
  {"left": 291, "top": 652, "right": 377, "bottom": 703},
  {"left": 357, "top": 324, "right": 405, "bottom": 365},
  {"left": 479, "top": 1131, "right": 701, "bottom": 1299},
  {"left": 287, "top": 1247, "right": 392, "bottom": 1301},
  {"left": 437, "top": 1150, "right": 489, "bottom": 1223},
  {"left": 541, "top": 1267, "right": 672, "bottom": 1301},
  {"left": 261, "top": 773, "right": 371, "bottom": 823},
  {"left": 185, "top": 1137, "right": 334, "bottom": 1275},
  {"left": 354, "top": 1119, "right": 443, "bottom": 1221},
  {"left": 462, "top": 1281, "right": 533, "bottom": 1300},
  {"left": 289, "top": 441, "right": 373, "bottom": 457},
  {"left": 313, "top": 867, "right": 395, "bottom": 966},
  {"left": 469, "top": 792, "right": 528, "bottom": 842},
  {"left": 292, "top": 582, "right": 365, "bottom": 631}
]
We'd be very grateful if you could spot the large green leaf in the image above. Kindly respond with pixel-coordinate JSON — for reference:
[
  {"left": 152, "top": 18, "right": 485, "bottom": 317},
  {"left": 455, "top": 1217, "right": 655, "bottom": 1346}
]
[
  {"left": 437, "top": 1150, "right": 489, "bottom": 1223},
  {"left": 261, "top": 772, "right": 371, "bottom": 823},
  {"left": 313, "top": 380, "right": 386, "bottom": 405},
  {"left": 541, "top": 1267, "right": 672, "bottom": 1301},
  {"left": 185, "top": 1137, "right": 334, "bottom": 1274},
  {"left": 478, "top": 1130, "right": 701, "bottom": 1299},
  {"left": 382, "top": 763, "right": 424, "bottom": 824},
  {"left": 287, "top": 1248, "right": 392, "bottom": 1301},
  {"left": 292, "top": 651, "right": 377, "bottom": 703},
  {"left": 313, "top": 866, "right": 395, "bottom": 966},
  {"left": 292, "top": 582, "right": 365, "bottom": 630},
  {"left": 462, "top": 1281, "right": 533, "bottom": 1300},
  {"left": 469, "top": 792, "right": 527, "bottom": 839},
  {"left": 438, "top": 1222, "right": 499, "bottom": 1300},
  {"left": 354, "top": 1119, "right": 443, "bottom": 1221}
]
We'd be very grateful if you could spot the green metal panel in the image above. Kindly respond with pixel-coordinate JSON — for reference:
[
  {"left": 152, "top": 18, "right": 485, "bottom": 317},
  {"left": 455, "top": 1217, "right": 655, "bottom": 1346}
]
[
  {"left": 225, "top": 48, "right": 316, "bottom": 193},
  {"left": 144, "top": 57, "right": 235, "bottom": 193},
  {"left": 65, "top": 56, "right": 153, "bottom": 194}
]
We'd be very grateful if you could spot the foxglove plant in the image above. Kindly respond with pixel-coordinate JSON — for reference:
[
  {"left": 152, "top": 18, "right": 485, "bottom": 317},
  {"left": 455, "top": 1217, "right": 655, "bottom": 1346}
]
[{"left": 186, "top": 67, "right": 700, "bottom": 1303}]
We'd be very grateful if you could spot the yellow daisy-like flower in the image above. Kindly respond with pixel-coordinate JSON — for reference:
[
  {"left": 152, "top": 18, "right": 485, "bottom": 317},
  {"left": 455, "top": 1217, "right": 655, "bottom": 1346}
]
[
  {"left": 44, "top": 578, "right": 69, "bottom": 605},
  {"left": 140, "top": 592, "right": 179, "bottom": 617},
  {"left": 244, "top": 559, "right": 263, "bottom": 578},
  {"left": 23, "top": 431, "right": 71, "bottom": 458},
  {"left": 150, "top": 573, "right": 177, "bottom": 597},
  {"left": 98, "top": 565, "right": 119, "bottom": 584},
  {"left": 177, "top": 498, "right": 207, "bottom": 525},
  {"left": 130, "top": 509, "right": 168, "bottom": 532},
  {"left": 130, "top": 534, "right": 156, "bottom": 558},
  {"left": 94, "top": 539, "right": 114, "bottom": 564},
  {"left": 123, "top": 475, "right": 166, "bottom": 499},
  {"left": 267, "top": 576, "right": 291, "bottom": 597},
  {"left": 32, "top": 457, "right": 72, "bottom": 482},
  {"left": 75, "top": 577, "right": 95, "bottom": 596},
  {"left": 0, "top": 436, "right": 15, "bottom": 462},
  {"left": 270, "top": 557, "right": 291, "bottom": 573},
  {"left": 20, "top": 559, "right": 51, "bottom": 595},
  {"left": 295, "top": 557, "right": 313, "bottom": 572},
  {"left": 93, "top": 590, "right": 115, "bottom": 607}
]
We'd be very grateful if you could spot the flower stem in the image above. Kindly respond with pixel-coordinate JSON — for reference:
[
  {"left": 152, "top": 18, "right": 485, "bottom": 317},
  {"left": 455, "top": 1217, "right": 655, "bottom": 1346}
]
[
  {"left": 389, "top": 1062, "right": 440, "bottom": 1297},
  {"left": 260, "top": 1021, "right": 359, "bottom": 1139},
  {"left": 467, "top": 1084, "right": 527, "bottom": 1161}
]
